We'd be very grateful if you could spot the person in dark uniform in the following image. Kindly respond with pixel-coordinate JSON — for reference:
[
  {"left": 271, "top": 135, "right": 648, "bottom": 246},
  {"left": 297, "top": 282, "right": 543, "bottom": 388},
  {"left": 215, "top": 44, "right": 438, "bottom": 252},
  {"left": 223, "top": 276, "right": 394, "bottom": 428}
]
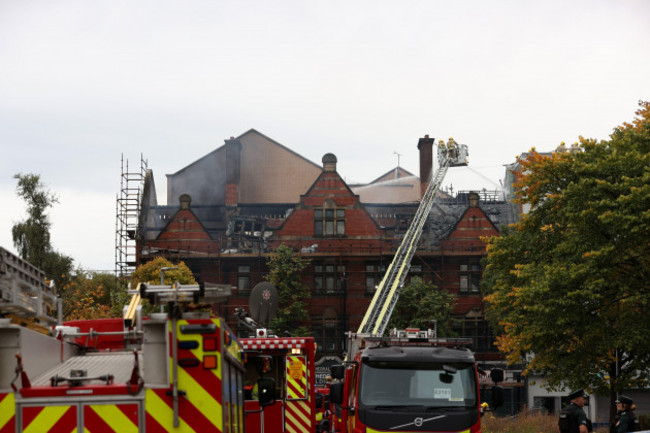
[
  {"left": 615, "top": 395, "right": 639, "bottom": 433},
  {"left": 559, "top": 389, "right": 590, "bottom": 433}
]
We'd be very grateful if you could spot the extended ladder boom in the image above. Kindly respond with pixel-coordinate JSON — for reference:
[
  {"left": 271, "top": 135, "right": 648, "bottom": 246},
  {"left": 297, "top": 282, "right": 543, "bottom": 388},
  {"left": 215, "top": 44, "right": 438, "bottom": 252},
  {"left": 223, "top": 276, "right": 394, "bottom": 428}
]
[{"left": 357, "top": 139, "right": 468, "bottom": 336}]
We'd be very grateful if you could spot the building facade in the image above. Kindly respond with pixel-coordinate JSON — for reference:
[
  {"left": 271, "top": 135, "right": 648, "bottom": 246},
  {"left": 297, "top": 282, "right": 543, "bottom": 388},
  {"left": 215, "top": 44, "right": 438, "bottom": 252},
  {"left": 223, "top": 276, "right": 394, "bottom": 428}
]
[{"left": 134, "top": 130, "right": 516, "bottom": 364}]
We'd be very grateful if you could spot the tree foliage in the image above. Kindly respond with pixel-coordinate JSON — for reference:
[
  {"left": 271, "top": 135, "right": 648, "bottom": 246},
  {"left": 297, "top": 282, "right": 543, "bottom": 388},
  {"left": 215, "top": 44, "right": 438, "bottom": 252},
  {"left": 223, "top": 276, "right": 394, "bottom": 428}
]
[
  {"left": 62, "top": 271, "right": 118, "bottom": 320},
  {"left": 482, "top": 102, "right": 650, "bottom": 404},
  {"left": 11, "top": 173, "right": 74, "bottom": 293},
  {"left": 130, "top": 257, "right": 197, "bottom": 314},
  {"left": 130, "top": 257, "right": 197, "bottom": 286},
  {"left": 265, "top": 244, "right": 312, "bottom": 337},
  {"left": 386, "top": 277, "right": 457, "bottom": 336}
]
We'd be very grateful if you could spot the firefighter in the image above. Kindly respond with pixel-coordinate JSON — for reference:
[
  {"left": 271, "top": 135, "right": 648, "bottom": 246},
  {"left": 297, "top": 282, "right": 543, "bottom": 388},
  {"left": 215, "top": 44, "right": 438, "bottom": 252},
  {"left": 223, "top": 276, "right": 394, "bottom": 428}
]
[{"left": 447, "top": 137, "right": 457, "bottom": 159}]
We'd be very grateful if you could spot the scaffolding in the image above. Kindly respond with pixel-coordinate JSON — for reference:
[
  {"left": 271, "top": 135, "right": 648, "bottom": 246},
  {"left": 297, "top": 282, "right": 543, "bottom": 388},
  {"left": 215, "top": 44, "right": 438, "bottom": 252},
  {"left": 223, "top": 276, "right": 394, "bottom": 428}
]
[{"left": 115, "top": 154, "right": 147, "bottom": 282}]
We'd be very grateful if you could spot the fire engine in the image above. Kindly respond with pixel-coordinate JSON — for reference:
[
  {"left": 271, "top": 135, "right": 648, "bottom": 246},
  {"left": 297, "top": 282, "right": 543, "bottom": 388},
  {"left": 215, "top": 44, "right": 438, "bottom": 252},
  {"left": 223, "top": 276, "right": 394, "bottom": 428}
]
[
  {"left": 329, "top": 329, "right": 490, "bottom": 433},
  {"left": 327, "top": 139, "right": 503, "bottom": 433},
  {"left": 0, "top": 281, "right": 273, "bottom": 432},
  {"left": 241, "top": 332, "right": 318, "bottom": 433},
  {"left": 235, "top": 281, "right": 319, "bottom": 433}
]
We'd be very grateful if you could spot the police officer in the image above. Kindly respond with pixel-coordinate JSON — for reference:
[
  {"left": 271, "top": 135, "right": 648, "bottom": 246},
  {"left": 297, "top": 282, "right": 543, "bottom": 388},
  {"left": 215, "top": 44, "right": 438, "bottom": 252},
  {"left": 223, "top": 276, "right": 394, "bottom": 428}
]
[
  {"left": 559, "top": 389, "right": 590, "bottom": 433},
  {"left": 615, "top": 395, "right": 639, "bottom": 433}
]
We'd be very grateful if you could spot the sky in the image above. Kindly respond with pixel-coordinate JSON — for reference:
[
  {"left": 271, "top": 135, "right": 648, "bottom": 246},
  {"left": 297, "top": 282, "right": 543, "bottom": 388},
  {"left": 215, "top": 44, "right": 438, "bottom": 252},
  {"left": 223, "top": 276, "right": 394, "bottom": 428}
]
[{"left": 1, "top": 0, "right": 649, "bottom": 272}]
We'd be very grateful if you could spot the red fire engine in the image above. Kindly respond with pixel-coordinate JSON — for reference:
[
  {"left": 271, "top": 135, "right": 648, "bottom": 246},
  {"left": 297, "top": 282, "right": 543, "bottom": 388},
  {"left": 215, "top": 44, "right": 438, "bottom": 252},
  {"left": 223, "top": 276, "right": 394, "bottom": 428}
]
[
  {"left": 326, "top": 140, "right": 503, "bottom": 432},
  {"left": 0, "top": 282, "right": 270, "bottom": 432},
  {"left": 241, "top": 331, "right": 318, "bottom": 433},
  {"left": 330, "top": 329, "right": 490, "bottom": 433},
  {"left": 234, "top": 280, "right": 319, "bottom": 433}
]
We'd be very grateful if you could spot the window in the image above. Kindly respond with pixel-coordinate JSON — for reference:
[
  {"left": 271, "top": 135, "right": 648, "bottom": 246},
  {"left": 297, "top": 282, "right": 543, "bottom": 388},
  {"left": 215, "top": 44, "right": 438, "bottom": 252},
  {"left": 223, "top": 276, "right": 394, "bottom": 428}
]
[
  {"left": 453, "top": 317, "right": 496, "bottom": 352},
  {"left": 238, "top": 265, "right": 251, "bottom": 292},
  {"left": 459, "top": 261, "right": 481, "bottom": 293},
  {"left": 365, "top": 262, "right": 385, "bottom": 293},
  {"left": 314, "top": 264, "right": 346, "bottom": 294},
  {"left": 314, "top": 208, "right": 346, "bottom": 236},
  {"left": 315, "top": 308, "right": 340, "bottom": 353}
]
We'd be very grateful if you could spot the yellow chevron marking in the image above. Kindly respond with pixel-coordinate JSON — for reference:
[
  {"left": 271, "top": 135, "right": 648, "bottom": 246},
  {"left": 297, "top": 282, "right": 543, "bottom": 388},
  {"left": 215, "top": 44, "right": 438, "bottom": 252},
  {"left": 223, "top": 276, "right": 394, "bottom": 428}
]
[
  {"left": 176, "top": 361, "right": 223, "bottom": 431},
  {"left": 145, "top": 389, "right": 197, "bottom": 433},
  {"left": 90, "top": 404, "right": 138, "bottom": 433},
  {"left": 23, "top": 405, "right": 73, "bottom": 433},
  {"left": 285, "top": 400, "right": 311, "bottom": 428},
  {"left": 0, "top": 393, "right": 15, "bottom": 430},
  {"left": 286, "top": 356, "right": 307, "bottom": 399}
]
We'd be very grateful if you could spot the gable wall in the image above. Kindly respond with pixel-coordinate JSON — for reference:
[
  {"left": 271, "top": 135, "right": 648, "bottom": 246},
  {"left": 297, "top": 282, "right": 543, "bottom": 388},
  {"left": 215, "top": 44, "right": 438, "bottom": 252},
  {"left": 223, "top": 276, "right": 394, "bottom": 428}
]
[
  {"left": 148, "top": 209, "right": 220, "bottom": 255},
  {"left": 167, "top": 151, "right": 226, "bottom": 206},
  {"left": 239, "top": 133, "right": 321, "bottom": 203}
]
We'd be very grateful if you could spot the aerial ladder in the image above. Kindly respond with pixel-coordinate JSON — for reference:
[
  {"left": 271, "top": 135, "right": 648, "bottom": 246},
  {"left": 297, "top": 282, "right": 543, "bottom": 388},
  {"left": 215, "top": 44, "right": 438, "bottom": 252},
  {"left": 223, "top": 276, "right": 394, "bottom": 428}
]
[{"left": 357, "top": 138, "right": 469, "bottom": 336}]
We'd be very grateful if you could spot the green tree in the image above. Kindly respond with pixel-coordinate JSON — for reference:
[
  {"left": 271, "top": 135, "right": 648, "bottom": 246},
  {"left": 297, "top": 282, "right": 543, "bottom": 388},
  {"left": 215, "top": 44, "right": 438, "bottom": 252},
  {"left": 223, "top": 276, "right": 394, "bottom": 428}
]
[
  {"left": 386, "top": 277, "right": 457, "bottom": 336},
  {"left": 266, "top": 244, "right": 312, "bottom": 337},
  {"left": 11, "top": 173, "right": 74, "bottom": 293},
  {"left": 482, "top": 101, "right": 650, "bottom": 422}
]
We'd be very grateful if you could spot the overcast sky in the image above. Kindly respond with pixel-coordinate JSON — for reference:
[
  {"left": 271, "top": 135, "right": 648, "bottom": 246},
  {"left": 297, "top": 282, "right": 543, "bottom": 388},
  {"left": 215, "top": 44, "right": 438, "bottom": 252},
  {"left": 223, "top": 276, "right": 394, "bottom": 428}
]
[{"left": 1, "top": 0, "right": 648, "bottom": 271}]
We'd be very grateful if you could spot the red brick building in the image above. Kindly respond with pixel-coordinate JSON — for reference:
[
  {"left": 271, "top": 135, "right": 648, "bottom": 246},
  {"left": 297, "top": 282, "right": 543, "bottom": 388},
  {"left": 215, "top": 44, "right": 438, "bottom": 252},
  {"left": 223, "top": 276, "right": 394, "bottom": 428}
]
[{"left": 135, "top": 130, "right": 514, "bottom": 362}]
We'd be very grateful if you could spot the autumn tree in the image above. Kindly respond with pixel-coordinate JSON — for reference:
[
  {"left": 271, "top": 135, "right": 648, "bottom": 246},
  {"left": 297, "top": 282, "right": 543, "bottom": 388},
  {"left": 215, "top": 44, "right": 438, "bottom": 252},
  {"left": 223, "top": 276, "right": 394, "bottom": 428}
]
[
  {"left": 130, "top": 257, "right": 197, "bottom": 286},
  {"left": 130, "top": 257, "right": 198, "bottom": 314},
  {"left": 12, "top": 173, "right": 74, "bottom": 292},
  {"left": 62, "top": 271, "right": 116, "bottom": 320},
  {"left": 265, "top": 244, "right": 312, "bottom": 337},
  {"left": 386, "top": 277, "right": 457, "bottom": 336},
  {"left": 482, "top": 101, "right": 650, "bottom": 422}
]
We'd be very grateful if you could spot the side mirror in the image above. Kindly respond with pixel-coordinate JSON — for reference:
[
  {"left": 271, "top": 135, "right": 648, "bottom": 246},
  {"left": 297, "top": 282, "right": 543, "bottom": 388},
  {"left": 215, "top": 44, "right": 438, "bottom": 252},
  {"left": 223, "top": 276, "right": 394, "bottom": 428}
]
[
  {"left": 257, "top": 377, "right": 276, "bottom": 407},
  {"left": 330, "top": 364, "right": 345, "bottom": 380},
  {"left": 330, "top": 382, "right": 343, "bottom": 405},
  {"left": 256, "top": 355, "right": 272, "bottom": 375}
]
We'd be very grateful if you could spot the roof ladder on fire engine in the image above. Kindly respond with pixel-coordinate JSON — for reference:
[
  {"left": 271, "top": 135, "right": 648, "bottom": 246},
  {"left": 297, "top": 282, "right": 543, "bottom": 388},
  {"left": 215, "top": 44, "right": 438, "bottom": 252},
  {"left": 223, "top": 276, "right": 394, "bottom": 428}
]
[{"left": 357, "top": 140, "right": 469, "bottom": 336}]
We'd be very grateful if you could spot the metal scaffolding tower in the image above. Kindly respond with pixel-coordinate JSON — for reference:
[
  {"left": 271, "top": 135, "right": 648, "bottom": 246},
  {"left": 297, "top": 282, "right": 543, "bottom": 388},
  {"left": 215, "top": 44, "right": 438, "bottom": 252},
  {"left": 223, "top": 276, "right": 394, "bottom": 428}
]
[{"left": 115, "top": 154, "right": 147, "bottom": 281}]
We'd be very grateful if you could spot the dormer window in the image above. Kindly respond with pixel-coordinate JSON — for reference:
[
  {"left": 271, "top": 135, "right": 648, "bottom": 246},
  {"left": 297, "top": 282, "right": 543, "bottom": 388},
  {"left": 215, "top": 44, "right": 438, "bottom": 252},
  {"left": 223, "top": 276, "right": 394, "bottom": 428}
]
[{"left": 314, "top": 202, "right": 346, "bottom": 236}]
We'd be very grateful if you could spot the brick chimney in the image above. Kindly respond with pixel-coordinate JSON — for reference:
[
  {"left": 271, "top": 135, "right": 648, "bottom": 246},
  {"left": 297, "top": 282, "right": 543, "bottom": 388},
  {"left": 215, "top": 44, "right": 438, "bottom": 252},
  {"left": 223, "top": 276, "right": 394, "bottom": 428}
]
[
  {"left": 417, "top": 135, "right": 434, "bottom": 197},
  {"left": 225, "top": 137, "right": 242, "bottom": 207}
]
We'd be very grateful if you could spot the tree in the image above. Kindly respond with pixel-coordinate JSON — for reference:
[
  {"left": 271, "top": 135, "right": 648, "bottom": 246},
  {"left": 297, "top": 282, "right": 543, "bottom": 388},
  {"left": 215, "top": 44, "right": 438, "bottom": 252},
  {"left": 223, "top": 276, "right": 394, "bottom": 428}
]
[
  {"left": 265, "top": 244, "right": 312, "bottom": 337},
  {"left": 62, "top": 271, "right": 115, "bottom": 321},
  {"left": 386, "top": 277, "right": 457, "bottom": 336},
  {"left": 130, "top": 257, "right": 197, "bottom": 286},
  {"left": 11, "top": 173, "right": 74, "bottom": 293},
  {"left": 130, "top": 257, "right": 198, "bottom": 314},
  {"left": 482, "top": 101, "right": 650, "bottom": 422}
]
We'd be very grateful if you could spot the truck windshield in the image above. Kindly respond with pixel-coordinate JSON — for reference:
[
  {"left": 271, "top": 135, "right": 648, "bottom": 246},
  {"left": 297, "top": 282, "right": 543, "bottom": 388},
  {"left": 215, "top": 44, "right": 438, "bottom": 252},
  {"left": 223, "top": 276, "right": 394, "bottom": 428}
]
[{"left": 358, "top": 361, "right": 477, "bottom": 408}]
